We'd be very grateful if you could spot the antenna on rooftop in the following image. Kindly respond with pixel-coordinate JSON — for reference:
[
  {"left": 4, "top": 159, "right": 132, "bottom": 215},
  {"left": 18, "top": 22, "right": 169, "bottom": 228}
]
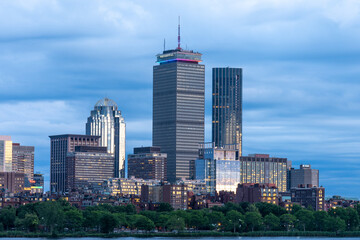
[
  {"left": 164, "top": 38, "right": 166, "bottom": 51},
  {"left": 177, "top": 16, "right": 181, "bottom": 50}
]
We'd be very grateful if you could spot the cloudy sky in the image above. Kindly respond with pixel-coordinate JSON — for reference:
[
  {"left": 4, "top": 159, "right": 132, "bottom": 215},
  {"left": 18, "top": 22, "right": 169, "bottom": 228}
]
[{"left": 1, "top": 0, "right": 360, "bottom": 197}]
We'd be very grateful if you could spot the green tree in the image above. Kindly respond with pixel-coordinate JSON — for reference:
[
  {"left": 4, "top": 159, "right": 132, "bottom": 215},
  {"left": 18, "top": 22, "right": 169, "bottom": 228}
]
[
  {"left": 263, "top": 213, "right": 280, "bottom": 231},
  {"left": 64, "top": 209, "right": 84, "bottom": 231},
  {"left": 326, "top": 216, "right": 346, "bottom": 232},
  {"left": 280, "top": 213, "right": 296, "bottom": 231},
  {"left": 155, "top": 214, "right": 170, "bottom": 231},
  {"left": 125, "top": 204, "right": 137, "bottom": 215},
  {"left": 157, "top": 203, "right": 174, "bottom": 212},
  {"left": 23, "top": 213, "right": 39, "bottom": 232},
  {"left": 114, "top": 213, "right": 128, "bottom": 229},
  {"left": 294, "top": 209, "right": 314, "bottom": 231},
  {"left": 35, "top": 201, "right": 64, "bottom": 233},
  {"left": 0, "top": 206, "right": 16, "bottom": 230},
  {"left": 187, "top": 211, "right": 208, "bottom": 230},
  {"left": 99, "top": 212, "right": 119, "bottom": 233},
  {"left": 226, "top": 210, "right": 244, "bottom": 232},
  {"left": 313, "top": 210, "right": 329, "bottom": 231},
  {"left": 290, "top": 204, "right": 302, "bottom": 214},
  {"left": 208, "top": 211, "right": 225, "bottom": 229},
  {"left": 166, "top": 215, "right": 185, "bottom": 231},
  {"left": 83, "top": 210, "right": 102, "bottom": 231},
  {"left": 134, "top": 215, "right": 155, "bottom": 231},
  {"left": 255, "top": 202, "right": 287, "bottom": 217},
  {"left": 245, "top": 211, "right": 262, "bottom": 232}
]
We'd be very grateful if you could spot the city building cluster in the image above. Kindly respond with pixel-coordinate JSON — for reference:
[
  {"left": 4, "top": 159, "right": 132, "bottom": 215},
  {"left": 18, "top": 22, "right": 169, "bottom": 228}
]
[{"left": 0, "top": 31, "right": 356, "bottom": 213}]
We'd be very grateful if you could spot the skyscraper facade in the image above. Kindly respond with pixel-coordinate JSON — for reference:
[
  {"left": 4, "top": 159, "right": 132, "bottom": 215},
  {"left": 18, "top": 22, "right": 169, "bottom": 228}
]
[
  {"left": 128, "top": 147, "right": 167, "bottom": 181},
  {"left": 240, "top": 154, "right": 288, "bottom": 192},
  {"left": 289, "top": 164, "right": 319, "bottom": 189},
  {"left": 67, "top": 146, "right": 114, "bottom": 191},
  {"left": 49, "top": 134, "right": 100, "bottom": 193},
  {"left": 0, "top": 136, "right": 12, "bottom": 172},
  {"left": 212, "top": 67, "right": 243, "bottom": 155},
  {"left": 12, "top": 143, "right": 34, "bottom": 181},
  {"left": 153, "top": 48, "right": 205, "bottom": 182},
  {"left": 86, "top": 98, "right": 126, "bottom": 178},
  {"left": 195, "top": 143, "right": 240, "bottom": 195}
]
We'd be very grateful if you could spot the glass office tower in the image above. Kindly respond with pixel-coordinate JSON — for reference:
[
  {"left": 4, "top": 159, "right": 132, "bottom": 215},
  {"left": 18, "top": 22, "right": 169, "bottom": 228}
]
[
  {"left": 153, "top": 48, "right": 205, "bottom": 182},
  {"left": 0, "top": 136, "right": 12, "bottom": 172},
  {"left": 195, "top": 142, "right": 240, "bottom": 195},
  {"left": 212, "top": 68, "right": 242, "bottom": 155},
  {"left": 86, "top": 98, "right": 126, "bottom": 178}
]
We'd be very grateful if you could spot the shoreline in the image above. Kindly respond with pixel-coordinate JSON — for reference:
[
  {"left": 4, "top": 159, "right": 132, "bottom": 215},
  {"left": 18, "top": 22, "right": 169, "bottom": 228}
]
[{"left": 2, "top": 231, "right": 360, "bottom": 238}]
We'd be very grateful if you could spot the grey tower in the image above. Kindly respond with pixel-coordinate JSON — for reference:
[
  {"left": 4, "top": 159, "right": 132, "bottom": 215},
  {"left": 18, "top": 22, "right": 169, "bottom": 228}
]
[
  {"left": 153, "top": 45, "right": 205, "bottom": 182},
  {"left": 212, "top": 67, "right": 242, "bottom": 155}
]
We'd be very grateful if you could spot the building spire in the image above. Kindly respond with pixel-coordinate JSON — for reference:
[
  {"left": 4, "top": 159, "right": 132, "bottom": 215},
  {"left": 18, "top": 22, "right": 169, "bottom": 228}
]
[{"left": 177, "top": 16, "right": 181, "bottom": 50}]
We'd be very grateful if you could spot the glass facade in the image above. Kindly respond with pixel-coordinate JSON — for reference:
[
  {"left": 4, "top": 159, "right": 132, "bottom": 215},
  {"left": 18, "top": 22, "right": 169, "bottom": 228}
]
[
  {"left": 153, "top": 49, "right": 205, "bottom": 182},
  {"left": 196, "top": 143, "right": 240, "bottom": 195},
  {"left": 86, "top": 98, "right": 126, "bottom": 178},
  {"left": 212, "top": 68, "right": 242, "bottom": 155},
  {"left": 240, "top": 154, "right": 288, "bottom": 192},
  {"left": 0, "top": 136, "right": 12, "bottom": 172}
]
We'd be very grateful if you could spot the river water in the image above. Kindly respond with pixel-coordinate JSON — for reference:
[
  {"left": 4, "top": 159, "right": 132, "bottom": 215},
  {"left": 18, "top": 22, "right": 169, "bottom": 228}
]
[{"left": 8, "top": 237, "right": 360, "bottom": 240}]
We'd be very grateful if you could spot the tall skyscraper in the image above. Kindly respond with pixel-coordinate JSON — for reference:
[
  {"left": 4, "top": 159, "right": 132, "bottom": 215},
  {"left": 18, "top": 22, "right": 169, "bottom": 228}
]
[
  {"left": 86, "top": 98, "right": 126, "bottom": 178},
  {"left": 153, "top": 25, "right": 205, "bottom": 182},
  {"left": 0, "top": 136, "right": 12, "bottom": 172},
  {"left": 12, "top": 143, "right": 34, "bottom": 181},
  {"left": 49, "top": 134, "right": 100, "bottom": 193},
  {"left": 212, "top": 67, "right": 243, "bottom": 155}
]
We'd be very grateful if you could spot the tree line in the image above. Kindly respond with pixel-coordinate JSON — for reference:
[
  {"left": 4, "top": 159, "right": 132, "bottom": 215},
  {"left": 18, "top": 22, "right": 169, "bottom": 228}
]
[{"left": 0, "top": 200, "right": 360, "bottom": 234}]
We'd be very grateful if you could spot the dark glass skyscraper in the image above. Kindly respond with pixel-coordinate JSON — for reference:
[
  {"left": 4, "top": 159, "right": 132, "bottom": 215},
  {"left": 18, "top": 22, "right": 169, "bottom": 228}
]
[
  {"left": 212, "top": 67, "right": 243, "bottom": 155},
  {"left": 153, "top": 48, "right": 205, "bottom": 182}
]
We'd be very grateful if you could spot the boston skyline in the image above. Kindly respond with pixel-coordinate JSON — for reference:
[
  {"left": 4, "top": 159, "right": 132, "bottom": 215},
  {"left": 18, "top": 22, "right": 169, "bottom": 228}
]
[{"left": 0, "top": 1, "right": 359, "bottom": 197}]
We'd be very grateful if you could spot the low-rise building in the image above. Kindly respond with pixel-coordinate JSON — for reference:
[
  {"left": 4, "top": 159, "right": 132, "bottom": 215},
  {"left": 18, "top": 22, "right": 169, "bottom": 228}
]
[
  {"left": 128, "top": 147, "right": 167, "bottom": 181},
  {"left": 0, "top": 172, "right": 25, "bottom": 194},
  {"left": 290, "top": 185, "right": 325, "bottom": 211},
  {"left": 236, "top": 183, "right": 279, "bottom": 205}
]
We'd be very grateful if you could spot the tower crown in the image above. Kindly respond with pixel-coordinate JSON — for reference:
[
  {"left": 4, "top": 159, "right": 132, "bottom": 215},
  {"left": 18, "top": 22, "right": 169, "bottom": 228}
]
[{"left": 95, "top": 98, "right": 118, "bottom": 108}]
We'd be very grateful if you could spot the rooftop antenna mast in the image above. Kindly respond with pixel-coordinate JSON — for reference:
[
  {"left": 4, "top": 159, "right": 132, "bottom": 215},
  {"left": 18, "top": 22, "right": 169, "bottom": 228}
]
[
  {"left": 164, "top": 38, "right": 166, "bottom": 51},
  {"left": 177, "top": 16, "right": 181, "bottom": 50}
]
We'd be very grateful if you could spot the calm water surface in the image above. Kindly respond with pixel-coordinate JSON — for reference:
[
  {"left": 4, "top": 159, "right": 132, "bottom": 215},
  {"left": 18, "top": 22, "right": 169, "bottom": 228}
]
[{"left": 8, "top": 238, "right": 360, "bottom": 240}]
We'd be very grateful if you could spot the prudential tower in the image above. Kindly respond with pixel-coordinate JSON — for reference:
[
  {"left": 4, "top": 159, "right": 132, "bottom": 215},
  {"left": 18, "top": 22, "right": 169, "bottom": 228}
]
[{"left": 153, "top": 20, "right": 205, "bottom": 182}]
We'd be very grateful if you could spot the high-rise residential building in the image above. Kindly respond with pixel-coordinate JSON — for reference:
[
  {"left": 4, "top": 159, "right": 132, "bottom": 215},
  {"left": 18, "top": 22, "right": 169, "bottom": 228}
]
[
  {"left": 0, "top": 136, "right": 13, "bottom": 172},
  {"left": 288, "top": 164, "right": 319, "bottom": 190},
  {"left": 67, "top": 146, "right": 114, "bottom": 191},
  {"left": 240, "top": 154, "right": 288, "bottom": 192},
  {"left": 86, "top": 98, "right": 126, "bottom": 178},
  {"left": 212, "top": 68, "right": 243, "bottom": 155},
  {"left": 12, "top": 143, "right": 34, "bottom": 181},
  {"left": 128, "top": 147, "right": 167, "bottom": 181},
  {"left": 49, "top": 134, "right": 100, "bottom": 193},
  {"left": 195, "top": 143, "right": 240, "bottom": 195},
  {"left": 153, "top": 32, "right": 205, "bottom": 182}
]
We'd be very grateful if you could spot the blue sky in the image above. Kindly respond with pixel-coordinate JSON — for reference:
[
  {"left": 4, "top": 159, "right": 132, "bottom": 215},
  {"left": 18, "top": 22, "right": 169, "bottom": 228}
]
[{"left": 0, "top": 0, "right": 360, "bottom": 197}]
